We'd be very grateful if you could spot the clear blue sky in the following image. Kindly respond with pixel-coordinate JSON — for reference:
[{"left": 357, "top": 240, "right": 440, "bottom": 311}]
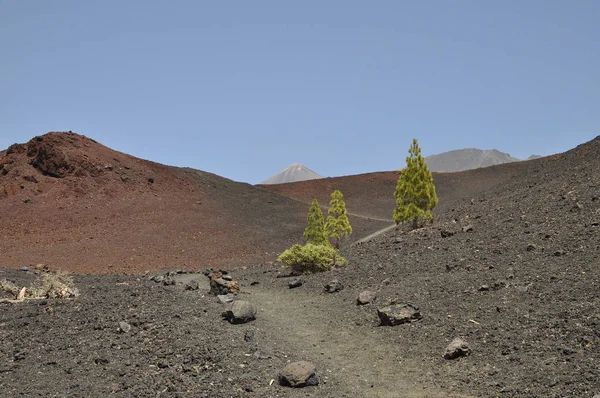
[{"left": 1, "top": 1, "right": 598, "bottom": 184}]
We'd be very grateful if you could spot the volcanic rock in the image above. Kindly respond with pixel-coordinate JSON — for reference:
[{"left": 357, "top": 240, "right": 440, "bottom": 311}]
[
  {"left": 207, "top": 270, "right": 240, "bottom": 296},
  {"left": 118, "top": 321, "right": 131, "bottom": 333},
  {"left": 217, "top": 294, "right": 237, "bottom": 304},
  {"left": 185, "top": 280, "right": 199, "bottom": 290},
  {"left": 222, "top": 300, "right": 256, "bottom": 324},
  {"left": 444, "top": 338, "right": 472, "bottom": 360},
  {"left": 278, "top": 361, "right": 319, "bottom": 388},
  {"left": 377, "top": 303, "right": 422, "bottom": 326},
  {"left": 324, "top": 279, "right": 343, "bottom": 293},
  {"left": 357, "top": 290, "right": 377, "bottom": 305},
  {"left": 288, "top": 278, "right": 303, "bottom": 289}
]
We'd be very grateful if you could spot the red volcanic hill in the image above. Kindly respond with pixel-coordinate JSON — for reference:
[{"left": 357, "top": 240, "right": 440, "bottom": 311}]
[
  {"left": 0, "top": 132, "right": 401, "bottom": 274},
  {"left": 0, "top": 132, "right": 312, "bottom": 273}
]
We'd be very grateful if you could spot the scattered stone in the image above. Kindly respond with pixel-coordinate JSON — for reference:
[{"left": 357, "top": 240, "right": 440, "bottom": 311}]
[
  {"left": 554, "top": 249, "right": 566, "bottom": 257},
  {"left": 526, "top": 244, "right": 537, "bottom": 252},
  {"left": 244, "top": 329, "right": 255, "bottom": 342},
  {"left": 440, "top": 229, "right": 455, "bottom": 238},
  {"left": 253, "top": 350, "right": 271, "bottom": 359},
  {"left": 250, "top": 281, "right": 259, "bottom": 286},
  {"left": 278, "top": 361, "right": 319, "bottom": 388},
  {"left": 150, "top": 275, "right": 164, "bottom": 283},
  {"left": 444, "top": 338, "right": 472, "bottom": 360},
  {"left": 20, "top": 267, "right": 29, "bottom": 272},
  {"left": 223, "top": 300, "right": 256, "bottom": 324},
  {"left": 207, "top": 270, "right": 240, "bottom": 295},
  {"left": 324, "top": 279, "right": 343, "bottom": 293},
  {"left": 462, "top": 225, "right": 473, "bottom": 233},
  {"left": 562, "top": 347, "right": 576, "bottom": 355},
  {"left": 118, "top": 321, "right": 131, "bottom": 333},
  {"left": 162, "top": 277, "right": 176, "bottom": 286},
  {"left": 288, "top": 278, "right": 303, "bottom": 289},
  {"left": 377, "top": 303, "right": 422, "bottom": 326},
  {"left": 217, "top": 294, "right": 237, "bottom": 304},
  {"left": 357, "top": 290, "right": 377, "bottom": 305},
  {"left": 185, "top": 280, "right": 199, "bottom": 291},
  {"left": 222, "top": 274, "right": 233, "bottom": 281},
  {"left": 157, "top": 361, "right": 168, "bottom": 369},
  {"left": 478, "top": 285, "right": 490, "bottom": 292}
]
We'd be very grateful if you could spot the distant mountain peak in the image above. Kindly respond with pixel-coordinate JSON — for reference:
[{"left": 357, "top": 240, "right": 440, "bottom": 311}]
[
  {"left": 425, "top": 148, "right": 521, "bottom": 173},
  {"left": 260, "top": 163, "right": 323, "bottom": 185}
]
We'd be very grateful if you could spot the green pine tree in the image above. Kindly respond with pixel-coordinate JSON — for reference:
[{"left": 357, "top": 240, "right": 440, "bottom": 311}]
[
  {"left": 303, "top": 199, "right": 329, "bottom": 246},
  {"left": 325, "top": 190, "right": 352, "bottom": 249},
  {"left": 394, "top": 139, "right": 438, "bottom": 229}
]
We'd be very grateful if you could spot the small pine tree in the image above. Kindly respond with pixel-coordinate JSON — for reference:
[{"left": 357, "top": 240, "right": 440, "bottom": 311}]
[
  {"left": 394, "top": 139, "right": 438, "bottom": 229},
  {"left": 325, "top": 190, "right": 352, "bottom": 249},
  {"left": 303, "top": 199, "right": 329, "bottom": 246}
]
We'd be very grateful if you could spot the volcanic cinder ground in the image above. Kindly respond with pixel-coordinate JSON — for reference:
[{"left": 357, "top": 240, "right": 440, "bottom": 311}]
[{"left": 1, "top": 132, "right": 599, "bottom": 397}]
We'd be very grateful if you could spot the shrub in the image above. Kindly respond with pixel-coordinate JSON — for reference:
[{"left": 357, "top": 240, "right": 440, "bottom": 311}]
[
  {"left": 28, "top": 270, "right": 79, "bottom": 299},
  {"left": 0, "top": 279, "right": 21, "bottom": 299},
  {"left": 277, "top": 243, "right": 346, "bottom": 274}
]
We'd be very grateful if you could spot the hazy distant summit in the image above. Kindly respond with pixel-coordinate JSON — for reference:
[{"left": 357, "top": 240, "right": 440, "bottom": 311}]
[
  {"left": 261, "top": 163, "right": 323, "bottom": 185},
  {"left": 425, "top": 148, "right": 522, "bottom": 172}
]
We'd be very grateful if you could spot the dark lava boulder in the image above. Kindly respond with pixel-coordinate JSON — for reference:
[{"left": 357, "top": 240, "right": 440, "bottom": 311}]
[
  {"left": 377, "top": 303, "right": 422, "bottom": 326},
  {"left": 278, "top": 361, "right": 319, "bottom": 388}
]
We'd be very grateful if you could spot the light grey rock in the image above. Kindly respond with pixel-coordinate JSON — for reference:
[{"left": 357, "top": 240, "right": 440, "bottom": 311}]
[
  {"left": 223, "top": 300, "right": 256, "bottom": 324},
  {"left": 278, "top": 361, "right": 319, "bottom": 388},
  {"left": 118, "top": 321, "right": 131, "bottom": 333},
  {"left": 288, "top": 278, "right": 303, "bottom": 289},
  {"left": 357, "top": 290, "right": 377, "bottom": 305},
  {"left": 185, "top": 280, "right": 199, "bottom": 291},
  {"left": 324, "top": 279, "right": 343, "bottom": 293},
  {"left": 217, "top": 294, "right": 237, "bottom": 304},
  {"left": 444, "top": 338, "right": 472, "bottom": 359},
  {"left": 377, "top": 303, "right": 422, "bottom": 326}
]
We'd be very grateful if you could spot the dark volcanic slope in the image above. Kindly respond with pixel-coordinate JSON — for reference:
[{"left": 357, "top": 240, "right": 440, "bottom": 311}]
[
  {"left": 0, "top": 133, "right": 320, "bottom": 274},
  {"left": 305, "top": 135, "right": 599, "bottom": 397}
]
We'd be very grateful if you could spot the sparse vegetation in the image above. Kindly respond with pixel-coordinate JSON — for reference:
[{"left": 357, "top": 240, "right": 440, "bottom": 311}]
[
  {"left": 0, "top": 279, "right": 21, "bottom": 299},
  {"left": 278, "top": 198, "right": 348, "bottom": 274},
  {"left": 28, "top": 270, "right": 79, "bottom": 299},
  {"left": 394, "top": 139, "right": 438, "bottom": 229},
  {"left": 325, "top": 190, "right": 352, "bottom": 249},
  {"left": 277, "top": 243, "right": 345, "bottom": 274},
  {"left": 303, "top": 199, "right": 329, "bottom": 246},
  {"left": 0, "top": 270, "right": 79, "bottom": 302}
]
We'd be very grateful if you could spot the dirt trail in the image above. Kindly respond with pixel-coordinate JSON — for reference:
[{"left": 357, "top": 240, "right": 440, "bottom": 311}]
[{"left": 247, "top": 284, "right": 457, "bottom": 398}]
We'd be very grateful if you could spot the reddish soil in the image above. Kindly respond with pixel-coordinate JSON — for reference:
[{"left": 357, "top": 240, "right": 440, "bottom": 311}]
[{"left": 0, "top": 132, "right": 390, "bottom": 274}]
